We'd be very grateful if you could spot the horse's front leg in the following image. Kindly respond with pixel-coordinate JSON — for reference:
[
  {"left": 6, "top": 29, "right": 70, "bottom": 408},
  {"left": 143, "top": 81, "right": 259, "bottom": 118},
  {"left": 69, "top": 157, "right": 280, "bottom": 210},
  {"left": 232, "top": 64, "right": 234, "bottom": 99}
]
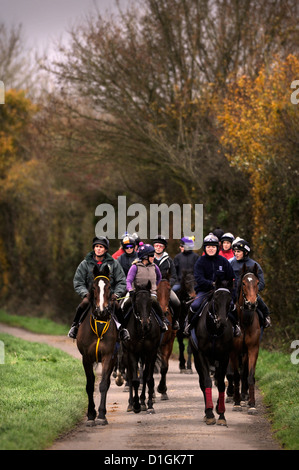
[
  {"left": 96, "top": 355, "right": 115, "bottom": 425},
  {"left": 146, "top": 356, "right": 157, "bottom": 413},
  {"left": 82, "top": 357, "right": 96, "bottom": 425},
  {"left": 247, "top": 346, "right": 259, "bottom": 414},
  {"left": 215, "top": 358, "right": 229, "bottom": 426}
]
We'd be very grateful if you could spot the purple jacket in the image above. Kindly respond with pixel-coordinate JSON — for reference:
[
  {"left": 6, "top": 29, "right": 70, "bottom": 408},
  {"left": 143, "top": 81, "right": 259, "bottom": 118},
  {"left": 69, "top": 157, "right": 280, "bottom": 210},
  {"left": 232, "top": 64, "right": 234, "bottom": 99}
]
[{"left": 126, "top": 261, "right": 162, "bottom": 295}]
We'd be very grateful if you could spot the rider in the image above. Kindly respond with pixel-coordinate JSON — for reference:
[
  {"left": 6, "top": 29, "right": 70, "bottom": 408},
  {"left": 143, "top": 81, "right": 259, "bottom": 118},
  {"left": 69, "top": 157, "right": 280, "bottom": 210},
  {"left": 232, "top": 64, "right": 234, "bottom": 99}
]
[
  {"left": 230, "top": 238, "right": 271, "bottom": 328},
  {"left": 219, "top": 232, "right": 235, "bottom": 260},
  {"left": 116, "top": 235, "right": 138, "bottom": 276},
  {"left": 68, "top": 236, "right": 130, "bottom": 341},
  {"left": 184, "top": 233, "right": 241, "bottom": 337},
  {"left": 173, "top": 236, "right": 199, "bottom": 293},
  {"left": 152, "top": 235, "right": 180, "bottom": 330},
  {"left": 125, "top": 244, "right": 168, "bottom": 331}
]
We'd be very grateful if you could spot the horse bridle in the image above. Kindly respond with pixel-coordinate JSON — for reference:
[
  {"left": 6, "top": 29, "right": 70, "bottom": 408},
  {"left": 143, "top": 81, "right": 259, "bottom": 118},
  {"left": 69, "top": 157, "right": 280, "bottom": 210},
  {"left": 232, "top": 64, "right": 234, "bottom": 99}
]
[
  {"left": 92, "top": 275, "right": 115, "bottom": 320},
  {"left": 208, "top": 287, "right": 231, "bottom": 325},
  {"left": 240, "top": 273, "right": 258, "bottom": 311}
]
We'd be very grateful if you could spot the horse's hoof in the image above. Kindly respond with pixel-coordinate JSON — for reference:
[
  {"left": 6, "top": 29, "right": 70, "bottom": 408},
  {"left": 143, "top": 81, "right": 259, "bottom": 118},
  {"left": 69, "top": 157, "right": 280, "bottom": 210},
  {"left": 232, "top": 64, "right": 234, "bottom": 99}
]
[
  {"left": 127, "top": 404, "right": 133, "bottom": 412},
  {"left": 248, "top": 407, "right": 257, "bottom": 415},
  {"left": 204, "top": 415, "right": 216, "bottom": 425},
  {"left": 140, "top": 404, "right": 147, "bottom": 411},
  {"left": 217, "top": 417, "right": 228, "bottom": 426},
  {"left": 240, "top": 400, "right": 247, "bottom": 407},
  {"left": 232, "top": 405, "right": 243, "bottom": 412},
  {"left": 133, "top": 406, "right": 141, "bottom": 414},
  {"left": 86, "top": 419, "right": 96, "bottom": 427},
  {"left": 95, "top": 417, "right": 108, "bottom": 426},
  {"left": 147, "top": 408, "right": 155, "bottom": 414},
  {"left": 226, "top": 396, "right": 234, "bottom": 403},
  {"left": 185, "top": 368, "right": 193, "bottom": 374},
  {"left": 161, "top": 393, "right": 169, "bottom": 401}
]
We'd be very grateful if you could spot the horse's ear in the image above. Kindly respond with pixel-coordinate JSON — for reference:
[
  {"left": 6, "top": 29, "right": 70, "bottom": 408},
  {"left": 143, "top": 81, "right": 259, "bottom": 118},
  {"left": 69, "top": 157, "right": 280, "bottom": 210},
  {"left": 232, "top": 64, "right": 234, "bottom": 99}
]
[
  {"left": 101, "top": 264, "right": 110, "bottom": 279},
  {"left": 241, "top": 263, "right": 247, "bottom": 275},
  {"left": 93, "top": 264, "right": 101, "bottom": 277},
  {"left": 253, "top": 263, "right": 258, "bottom": 277}
]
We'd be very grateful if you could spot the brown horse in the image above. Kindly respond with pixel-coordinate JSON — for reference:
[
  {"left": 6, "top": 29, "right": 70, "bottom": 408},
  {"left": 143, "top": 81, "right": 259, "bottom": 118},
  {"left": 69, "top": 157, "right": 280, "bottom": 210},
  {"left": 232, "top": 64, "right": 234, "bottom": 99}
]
[
  {"left": 76, "top": 264, "right": 118, "bottom": 426},
  {"left": 230, "top": 263, "right": 261, "bottom": 414},
  {"left": 156, "top": 277, "right": 177, "bottom": 400}
]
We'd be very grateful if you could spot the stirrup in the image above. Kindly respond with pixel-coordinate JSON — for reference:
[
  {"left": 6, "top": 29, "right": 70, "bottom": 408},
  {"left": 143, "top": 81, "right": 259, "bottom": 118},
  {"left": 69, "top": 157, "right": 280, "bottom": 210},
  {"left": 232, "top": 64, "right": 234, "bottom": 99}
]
[
  {"left": 68, "top": 324, "right": 78, "bottom": 339},
  {"left": 184, "top": 323, "right": 191, "bottom": 337},
  {"left": 264, "top": 316, "right": 271, "bottom": 328},
  {"left": 234, "top": 324, "right": 241, "bottom": 337},
  {"left": 172, "top": 320, "right": 179, "bottom": 330},
  {"left": 119, "top": 328, "right": 130, "bottom": 342}
]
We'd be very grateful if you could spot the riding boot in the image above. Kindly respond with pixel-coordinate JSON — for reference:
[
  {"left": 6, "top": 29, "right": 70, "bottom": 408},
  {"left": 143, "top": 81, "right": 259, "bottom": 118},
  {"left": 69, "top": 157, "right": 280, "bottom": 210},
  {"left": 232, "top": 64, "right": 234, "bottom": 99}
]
[
  {"left": 228, "top": 303, "right": 241, "bottom": 337},
  {"left": 169, "top": 292, "right": 180, "bottom": 330},
  {"left": 114, "top": 304, "right": 131, "bottom": 342},
  {"left": 152, "top": 298, "right": 168, "bottom": 331},
  {"left": 183, "top": 307, "right": 195, "bottom": 337},
  {"left": 68, "top": 298, "right": 90, "bottom": 339},
  {"left": 257, "top": 296, "right": 271, "bottom": 328}
]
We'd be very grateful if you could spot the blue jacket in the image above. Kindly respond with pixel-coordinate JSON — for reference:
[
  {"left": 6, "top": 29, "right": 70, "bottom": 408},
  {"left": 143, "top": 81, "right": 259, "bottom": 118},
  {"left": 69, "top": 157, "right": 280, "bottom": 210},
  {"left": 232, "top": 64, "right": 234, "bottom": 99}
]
[
  {"left": 194, "top": 254, "right": 234, "bottom": 293},
  {"left": 229, "top": 256, "right": 265, "bottom": 292}
]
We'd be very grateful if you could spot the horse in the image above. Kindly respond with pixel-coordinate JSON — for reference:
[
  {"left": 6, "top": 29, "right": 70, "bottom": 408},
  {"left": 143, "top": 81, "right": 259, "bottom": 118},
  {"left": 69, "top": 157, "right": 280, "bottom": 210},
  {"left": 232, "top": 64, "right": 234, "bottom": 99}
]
[
  {"left": 176, "top": 270, "right": 196, "bottom": 372},
  {"left": 122, "top": 282, "right": 161, "bottom": 414},
  {"left": 156, "top": 277, "right": 177, "bottom": 400},
  {"left": 76, "top": 264, "right": 118, "bottom": 426},
  {"left": 230, "top": 263, "right": 261, "bottom": 415},
  {"left": 190, "top": 278, "right": 234, "bottom": 426}
]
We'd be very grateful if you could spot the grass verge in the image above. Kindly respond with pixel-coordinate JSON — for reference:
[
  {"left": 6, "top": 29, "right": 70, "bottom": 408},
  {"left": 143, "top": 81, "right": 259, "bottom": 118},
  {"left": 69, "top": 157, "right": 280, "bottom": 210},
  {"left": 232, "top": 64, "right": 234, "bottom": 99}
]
[
  {"left": 256, "top": 349, "right": 299, "bottom": 450},
  {"left": 0, "top": 333, "right": 86, "bottom": 450},
  {"left": 0, "top": 309, "right": 68, "bottom": 335}
]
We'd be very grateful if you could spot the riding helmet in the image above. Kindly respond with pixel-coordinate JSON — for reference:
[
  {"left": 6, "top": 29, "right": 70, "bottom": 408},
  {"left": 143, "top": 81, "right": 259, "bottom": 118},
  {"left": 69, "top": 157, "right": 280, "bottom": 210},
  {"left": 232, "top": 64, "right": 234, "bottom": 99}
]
[
  {"left": 152, "top": 235, "right": 168, "bottom": 248},
  {"left": 138, "top": 244, "right": 155, "bottom": 259},
  {"left": 93, "top": 236, "right": 109, "bottom": 250},
  {"left": 232, "top": 237, "right": 251, "bottom": 255},
  {"left": 221, "top": 232, "right": 235, "bottom": 244},
  {"left": 203, "top": 233, "right": 219, "bottom": 254}
]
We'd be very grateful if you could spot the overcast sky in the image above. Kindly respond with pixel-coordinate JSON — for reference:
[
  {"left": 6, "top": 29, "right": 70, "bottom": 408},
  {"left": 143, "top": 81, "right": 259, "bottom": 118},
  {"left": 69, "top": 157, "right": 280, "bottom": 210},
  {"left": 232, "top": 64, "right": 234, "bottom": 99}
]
[{"left": 0, "top": 0, "right": 131, "bottom": 55}]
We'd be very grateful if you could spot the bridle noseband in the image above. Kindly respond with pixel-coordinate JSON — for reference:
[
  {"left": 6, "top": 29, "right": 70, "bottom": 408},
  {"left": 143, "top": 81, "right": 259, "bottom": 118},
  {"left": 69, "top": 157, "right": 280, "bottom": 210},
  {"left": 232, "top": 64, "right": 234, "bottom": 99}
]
[{"left": 92, "top": 275, "right": 114, "bottom": 320}]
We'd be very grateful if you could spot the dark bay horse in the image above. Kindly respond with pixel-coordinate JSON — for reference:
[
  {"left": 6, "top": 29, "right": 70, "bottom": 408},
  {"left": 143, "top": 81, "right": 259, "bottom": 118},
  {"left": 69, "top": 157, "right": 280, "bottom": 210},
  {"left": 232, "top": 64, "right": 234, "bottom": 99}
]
[
  {"left": 176, "top": 271, "right": 196, "bottom": 372},
  {"left": 190, "top": 279, "right": 234, "bottom": 426},
  {"left": 122, "top": 282, "right": 161, "bottom": 414},
  {"left": 156, "top": 277, "right": 177, "bottom": 400},
  {"left": 76, "top": 264, "right": 118, "bottom": 426},
  {"left": 230, "top": 263, "right": 261, "bottom": 414}
]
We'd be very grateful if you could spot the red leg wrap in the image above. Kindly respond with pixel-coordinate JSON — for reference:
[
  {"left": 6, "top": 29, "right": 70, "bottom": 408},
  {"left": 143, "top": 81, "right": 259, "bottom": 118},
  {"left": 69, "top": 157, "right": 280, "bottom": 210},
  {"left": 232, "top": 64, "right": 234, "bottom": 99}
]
[
  {"left": 205, "top": 387, "right": 213, "bottom": 410},
  {"left": 218, "top": 391, "right": 225, "bottom": 414}
]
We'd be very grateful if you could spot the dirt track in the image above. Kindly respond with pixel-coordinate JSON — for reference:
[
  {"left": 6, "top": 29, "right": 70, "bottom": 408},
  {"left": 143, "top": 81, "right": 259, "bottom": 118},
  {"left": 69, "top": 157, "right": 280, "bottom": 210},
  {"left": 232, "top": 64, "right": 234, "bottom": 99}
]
[{"left": 1, "top": 323, "right": 280, "bottom": 451}]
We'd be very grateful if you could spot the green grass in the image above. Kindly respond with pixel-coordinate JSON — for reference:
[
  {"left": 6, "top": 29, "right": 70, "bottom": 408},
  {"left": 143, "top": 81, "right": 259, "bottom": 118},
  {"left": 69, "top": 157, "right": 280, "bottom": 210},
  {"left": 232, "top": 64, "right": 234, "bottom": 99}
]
[
  {"left": 0, "top": 333, "right": 86, "bottom": 450},
  {"left": 256, "top": 349, "right": 299, "bottom": 450},
  {"left": 0, "top": 310, "right": 68, "bottom": 335}
]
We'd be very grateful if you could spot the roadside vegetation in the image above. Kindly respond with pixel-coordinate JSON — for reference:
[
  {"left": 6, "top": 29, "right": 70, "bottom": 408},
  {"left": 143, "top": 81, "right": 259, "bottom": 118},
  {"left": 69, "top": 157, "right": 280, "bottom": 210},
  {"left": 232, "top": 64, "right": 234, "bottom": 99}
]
[{"left": 0, "top": 332, "right": 86, "bottom": 450}]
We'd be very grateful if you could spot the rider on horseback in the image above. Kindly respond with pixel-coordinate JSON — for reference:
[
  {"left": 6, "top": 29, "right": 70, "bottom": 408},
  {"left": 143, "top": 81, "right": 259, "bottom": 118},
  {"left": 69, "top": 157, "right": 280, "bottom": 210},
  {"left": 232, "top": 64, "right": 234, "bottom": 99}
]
[
  {"left": 68, "top": 236, "right": 130, "bottom": 341},
  {"left": 152, "top": 235, "right": 180, "bottom": 330},
  {"left": 116, "top": 235, "right": 138, "bottom": 276},
  {"left": 173, "top": 236, "right": 199, "bottom": 292},
  {"left": 184, "top": 233, "right": 241, "bottom": 337},
  {"left": 230, "top": 238, "right": 271, "bottom": 329},
  {"left": 124, "top": 244, "right": 168, "bottom": 331},
  {"left": 219, "top": 232, "right": 235, "bottom": 260}
]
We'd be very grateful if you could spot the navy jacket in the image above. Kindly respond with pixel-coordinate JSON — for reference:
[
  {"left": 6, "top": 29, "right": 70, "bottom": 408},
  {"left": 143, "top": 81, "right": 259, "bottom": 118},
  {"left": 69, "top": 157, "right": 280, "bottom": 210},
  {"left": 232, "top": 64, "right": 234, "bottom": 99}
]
[{"left": 194, "top": 254, "right": 234, "bottom": 293}]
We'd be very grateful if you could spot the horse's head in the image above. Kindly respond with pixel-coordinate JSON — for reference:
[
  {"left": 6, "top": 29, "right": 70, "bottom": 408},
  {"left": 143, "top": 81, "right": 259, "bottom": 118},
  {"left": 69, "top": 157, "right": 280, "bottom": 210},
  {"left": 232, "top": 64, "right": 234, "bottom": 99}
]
[
  {"left": 238, "top": 264, "right": 259, "bottom": 324},
  {"left": 133, "top": 281, "right": 153, "bottom": 333},
  {"left": 209, "top": 278, "right": 233, "bottom": 331},
  {"left": 157, "top": 277, "right": 171, "bottom": 315},
  {"left": 180, "top": 270, "right": 196, "bottom": 301},
  {"left": 92, "top": 265, "right": 112, "bottom": 320}
]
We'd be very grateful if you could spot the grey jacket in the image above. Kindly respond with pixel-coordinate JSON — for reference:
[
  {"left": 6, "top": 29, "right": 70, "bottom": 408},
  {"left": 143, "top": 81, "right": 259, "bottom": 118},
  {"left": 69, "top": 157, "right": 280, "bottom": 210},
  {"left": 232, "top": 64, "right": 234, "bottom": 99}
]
[{"left": 73, "top": 251, "right": 126, "bottom": 299}]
